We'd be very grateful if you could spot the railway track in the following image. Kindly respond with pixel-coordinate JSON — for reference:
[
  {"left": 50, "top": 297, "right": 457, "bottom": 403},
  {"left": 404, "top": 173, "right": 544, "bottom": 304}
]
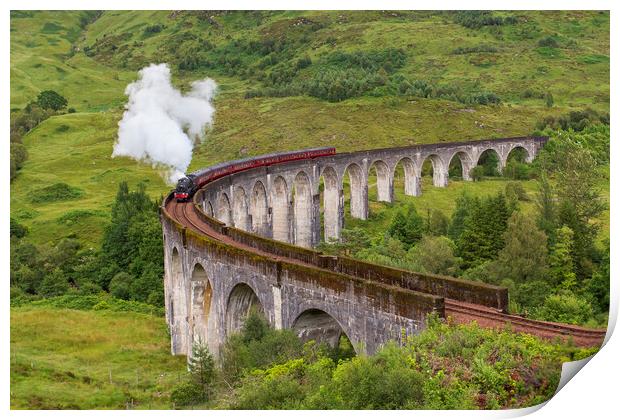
[
  {"left": 445, "top": 300, "right": 606, "bottom": 347},
  {"left": 166, "top": 199, "right": 607, "bottom": 348}
]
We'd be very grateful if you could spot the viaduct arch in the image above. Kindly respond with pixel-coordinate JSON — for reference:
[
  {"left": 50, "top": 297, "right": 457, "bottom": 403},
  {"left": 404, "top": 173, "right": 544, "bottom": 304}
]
[{"left": 161, "top": 136, "right": 603, "bottom": 360}]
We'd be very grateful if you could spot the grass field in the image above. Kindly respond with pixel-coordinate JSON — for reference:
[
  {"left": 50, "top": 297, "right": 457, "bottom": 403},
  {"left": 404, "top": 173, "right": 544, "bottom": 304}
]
[{"left": 10, "top": 307, "right": 187, "bottom": 409}]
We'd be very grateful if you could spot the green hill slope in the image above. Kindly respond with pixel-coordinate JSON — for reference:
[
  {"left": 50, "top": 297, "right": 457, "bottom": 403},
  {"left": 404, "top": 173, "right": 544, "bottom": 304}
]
[{"left": 10, "top": 10, "right": 609, "bottom": 246}]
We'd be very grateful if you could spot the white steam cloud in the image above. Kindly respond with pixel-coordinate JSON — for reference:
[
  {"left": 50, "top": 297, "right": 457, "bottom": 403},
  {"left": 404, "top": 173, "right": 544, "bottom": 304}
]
[{"left": 112, "top": 63, "right": 217, "bottom": 184}]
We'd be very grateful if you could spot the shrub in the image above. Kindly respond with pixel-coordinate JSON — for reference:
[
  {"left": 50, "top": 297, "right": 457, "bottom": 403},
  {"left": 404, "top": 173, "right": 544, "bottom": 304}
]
[
  {"left": 468, "top": 91, "right": 501, "bottom": 105},
  {"left": 545, "top": 92, "right": 554, "bottom": 108},
  {"left": 225, "top": 318, "right": 579, "bottom": 410},
  {"left": 220, "top": 311, "right": 304, "bottom": 384},
  {"left": 21, "top": 293, "right": 164, "bottom": 315},
  {"left": 36, "top": 90, "right": 68, "bottom": 110},
  {"left": 406, "top": 236, "right": 461, "bottom": 276},
  {"left": 426, "top": 209, "right": 450, "bottom": 236},
  {"left": 171, "top": 382, "right": 205, "bottom": 408},
  {"left": 504, "top": 160, "right": 532, "bottom": 180},
  {"left": 56, "top": 209, "right": 104, "bottom": 225},
  {"left": 452, "top": 11, "right": 511, "bottom": 29},
  {"left": 39, "top": 268, "right": 69, "bottom": 297},
  {"left": 470, "top": 165, "right": 485, "bottom": 181},
  {"left": 323, "top": 48, "right": 406, "bottom": 72},
  {"left": 12, "top": 265, "right": 42, "bottom": 294},
  {"left": 505, "top": 182, "right": 528, "bottom": 203},
  {"left": 10, "top": 142, "right": 28, "bottom": 169},
  {"left": 538, "top": 36, "right": 559, "bottom": 48},
  {"left": 30, "top": 183, "right": 83, "bottom": 203},
  {"left": 535, "top": 108, "right": 609, "bottom": 133},
  {"left": 109, "top": 272, "right": 133, "bottom": 300},
  {"left": 534, "top": 292, "right": 594, "bottom": 325},
  {"left": 10, "top": 218, "right": 28, "bottom": 238},
  {"left": 231, "top": 365, "right": 305, "bottom": 409},
  {"left": 143, "top": 24, "right": 165, "bottom": 36},
  {"left": 325, "top": 345, "right": 426, "bottom": 409},
  {"left": 295, "top": 55, "right": 312, "bottom": 69}
]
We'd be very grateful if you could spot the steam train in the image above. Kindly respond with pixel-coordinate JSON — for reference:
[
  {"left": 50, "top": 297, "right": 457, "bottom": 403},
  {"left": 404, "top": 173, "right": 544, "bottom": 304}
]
[{"left": 174, "top": 147, "right": 336, "bottom": 202}]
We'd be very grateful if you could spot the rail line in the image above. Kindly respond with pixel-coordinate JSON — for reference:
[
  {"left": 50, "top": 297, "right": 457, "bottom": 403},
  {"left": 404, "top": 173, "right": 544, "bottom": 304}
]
[
  {"left": 444, "top": 300, "right": 606, "bottom": 347},
  {"left": 165, "top": 196, "right": 607, "bottom": 349}
]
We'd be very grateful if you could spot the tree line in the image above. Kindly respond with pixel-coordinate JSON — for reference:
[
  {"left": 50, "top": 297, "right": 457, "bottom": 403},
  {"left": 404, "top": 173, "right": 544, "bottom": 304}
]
[
  {"left": 11, "top": 182, "right": 164, "bottom": 307},
  {"left": 10, "top": 90, "right": 72, "bottom": 180}
]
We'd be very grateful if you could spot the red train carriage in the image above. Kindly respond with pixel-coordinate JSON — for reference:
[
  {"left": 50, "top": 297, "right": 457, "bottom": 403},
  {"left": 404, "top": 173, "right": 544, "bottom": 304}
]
[{"left": 175, "top": 147, "right": 336, "bottom": 202}]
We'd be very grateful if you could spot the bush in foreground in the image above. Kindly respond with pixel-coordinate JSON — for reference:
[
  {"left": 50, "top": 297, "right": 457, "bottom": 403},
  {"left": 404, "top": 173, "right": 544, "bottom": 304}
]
[{"left": 222, "top": 315, "right": 597, "bottom": 409}]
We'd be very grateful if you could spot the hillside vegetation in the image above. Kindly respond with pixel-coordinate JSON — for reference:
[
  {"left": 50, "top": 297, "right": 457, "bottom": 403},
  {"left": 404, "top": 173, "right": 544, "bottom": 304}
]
[{"left": 10, "top": 10, "right": 609, "bottom": 247}]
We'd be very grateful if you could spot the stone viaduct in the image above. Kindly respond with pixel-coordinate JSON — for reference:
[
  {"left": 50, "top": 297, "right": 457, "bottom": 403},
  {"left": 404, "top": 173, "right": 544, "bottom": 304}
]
[
  {"left": 198, "top": 136, "right": 543, "bottom": 247},
  {"left": 161, "top": 136, "right": 553, "bottom": 360}
]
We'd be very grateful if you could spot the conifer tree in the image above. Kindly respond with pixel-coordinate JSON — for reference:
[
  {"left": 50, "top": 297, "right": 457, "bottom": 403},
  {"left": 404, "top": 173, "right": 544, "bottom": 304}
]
[
  {"left": 586, "top": 239, "right": 610, "bottom": 312},
  {"left": 548, "top": 225, "right": 577, "bottom": 291},
  {"left": 189, "top": 339, "right": 215, "bottom": 399},
  {"left": 553, "top": 143, "right": 605, "bottom": 279},
  {"left": 536, "top": 171, "right": 558, "bottom": 246},
  {"left": 448, "top": 192, "right": 472, "bottom": 241},
  {"left": 388, "top": 203, "right": 424, "bottom": 247},
  {"left": 426, "top": 209, "right": 450, "bottom": 236},
  {"left": 457, "top": 193, "right": 511, "bottom": 269}
]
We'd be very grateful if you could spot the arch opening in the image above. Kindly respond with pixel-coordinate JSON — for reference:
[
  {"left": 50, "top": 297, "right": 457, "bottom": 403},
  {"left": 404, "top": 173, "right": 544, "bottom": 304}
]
[
  {"left": 421, "top": 154, "right": 447, "bottom": 188},
  {"left": 225, "top": 283, "right": 264, "bottom": 337},
  {"left": 368, "top": 160, "right": 392, "bottom": 203},
  {"left": 292, "top": 309, "right": 356, "bottom": 356},
  {"left": 293, "top": 171, "right": 313, "bottom": 248},
  {"left": 321, "top": 166, "right": 340, "bottom": 242},
  {"left": 190, "top": 264, "right": 213, "bottom": 345},
  {"left": 216, "top": 193, "right": 232, "bottom": 226},
  {"left": 250, "top": 181, "right": 269, "bottom": 237},
  {"left": 393, "top": 157, "right": 418, "bottom": 196},
  {"left": 271, "top": 176, "right": 290, "bottom": 243},
  {"left": 506, "top": 146, "right": 530, "bottom": 163},
  {"left": 448, "top": 151, "right": 474, "bottom": 181},
  {"left": 475, "top": 149, "right": 502, "bottom": 177},
  {"left": 344, "top": 163, "right": 366, "bottom": 220},
  {"left": 504, "top": 146, "right": 533, "bottom": 180},
  {"left": 233, "top": 186, "right": 249, "bottom": 231}
]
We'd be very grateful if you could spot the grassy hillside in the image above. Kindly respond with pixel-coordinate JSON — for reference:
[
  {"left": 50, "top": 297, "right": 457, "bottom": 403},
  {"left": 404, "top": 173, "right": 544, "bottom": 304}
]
[
  {"left": 10, "top": 306, "right": 187, "bottom": 409},
  {"left": 10, "top": 10, "right": 609, "bottom": 248}
]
